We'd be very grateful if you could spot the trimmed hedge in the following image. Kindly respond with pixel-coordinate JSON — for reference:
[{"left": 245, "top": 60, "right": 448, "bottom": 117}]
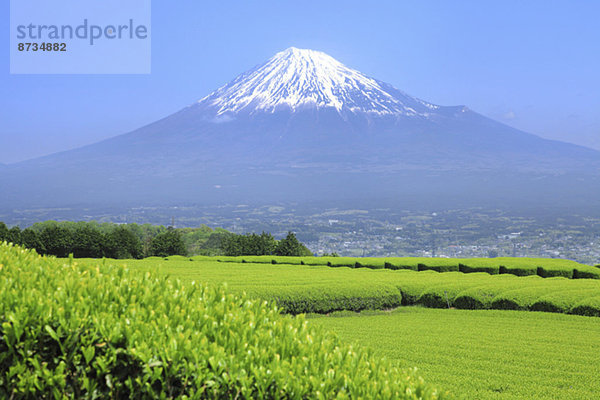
[
  {"left": 418, "top": 263, "right": 459, "bottom": 273},
  {"left": 328, "top": 257, "right": 358, "bottom": 268},
  {"left": 536, "top": 266, "right": 572, "bottom": 279},
  {"left": 530, "top": 288, "right": 600, "bottom": 313},
  {"left": 0, "top": 243, "right": 445, "bottom": 399},
  {"left": 570, "top": 297, "right": 600, "bottom": 317},
  {"left": 458, "top": 261, "right": 500, "bottom": 275},
  {"left": 452, "top": 276, "right": 545, "bottom": 310},
  {"left": 573, "top": 268, "right": 600, "bottom": 279},
  {"left": 163, "top": 254, "right": 193, "bottom": 261},
  {"left": 263, "top": 284, "right": 402, "bottom": 314},
  {"left": 270, "top": 256, "right": 305, "bottom": 265},
  {"left": 384, "top": 259, "right": 419, "bottom": 271},
  {"left": 84, "top": 256, "right": 600, "bottom": 319},
  {"left": 490, "top": 287, "right": 556, "bottom": 311},
  {"left": 203, "top": 255, "right": 598, "bottom": 280},
  {"left": 499, "top": 264, "right": 537, "bottom": 276}
]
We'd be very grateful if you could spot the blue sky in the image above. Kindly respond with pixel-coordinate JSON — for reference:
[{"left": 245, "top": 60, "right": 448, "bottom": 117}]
[{"left": 1, "top": 0, "right": 599, "bottom": 163}]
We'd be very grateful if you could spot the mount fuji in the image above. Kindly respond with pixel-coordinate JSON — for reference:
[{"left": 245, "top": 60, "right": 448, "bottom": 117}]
[{"left": 2, "top": 47, "right": 600, "bottom": 209}]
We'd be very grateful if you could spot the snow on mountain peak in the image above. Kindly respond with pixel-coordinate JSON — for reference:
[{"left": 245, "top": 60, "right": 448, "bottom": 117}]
[{"left": 198, "top": 47, "right": 439, "bottom": 116}]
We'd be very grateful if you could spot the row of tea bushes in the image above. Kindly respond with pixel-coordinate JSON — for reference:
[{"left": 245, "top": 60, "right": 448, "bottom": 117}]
[
  {"left": 246, "top": 283, "right": 402, "bottom": 314},
  {"left": 128, "top": 258, "right": 600, "bottom": 318},
  {"left": 185, "top": 255, "right": 600, "bottom": 279},
  {"left": 0, "top": 243, "right": 445, "bottom": 399},
  {"left": 395, "top": 271, "right": 600, "bottom": 316}
]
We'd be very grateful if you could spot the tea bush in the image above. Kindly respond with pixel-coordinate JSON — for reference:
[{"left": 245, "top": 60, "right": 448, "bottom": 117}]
[
  {"left": 0, "top": 242, "right": 444, "bottom": 399},
  {"left": 570, "top": 296, "right": 600, "bottom": 317},
  {"left": 258, "top": 284, "right": 402, "bottom": 314}
]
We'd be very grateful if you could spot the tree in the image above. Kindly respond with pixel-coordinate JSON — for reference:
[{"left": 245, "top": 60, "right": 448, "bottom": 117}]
[
  {"left": 220, "top": 232, "right": 277, "bottom": 256},
  {"left": 220, "top": 233, "right": 243, "bottom": 256},
  {"left": 106, "top": 226, "right": 143, "bottom": 259},
  {"left": 274, "top": 232, "right": 313, "bottom": 256},
  {"left": 6, "top": 226, "right": 22, "bottom": 246},
  {"left": 255, "top": 232, "right": 277, "bottom": 255},
  {"left": 150, "top": 228, "right": 187, "bottom": 257},
  {"left": 40, "top": 226, "right": 73, "bottom": 257},
  {"left": 242, "top": 232, "right": 276, "bottom": 255},
  {"left": 71, "top": 226, "right": 105, "bottom": 258},
  {"left": 200, "top": 231, "right": 228, "bottom": 250},
  {"left": 0, "top": 222, "right": 8, "bottom": 242},
  {"left": 197, "top": 231, "right": 229, "bottom": 255},
  {"left": 21, "top": 228, "right": 44, "bottom": 254}
]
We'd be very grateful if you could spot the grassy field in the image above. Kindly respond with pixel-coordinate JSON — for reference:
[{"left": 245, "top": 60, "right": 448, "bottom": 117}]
[
  {"left": 81, "top": 258, "right": 600, "bottom": 316},
  {"left": 310, "top": 308, "right": 600, "bottom": 400}
]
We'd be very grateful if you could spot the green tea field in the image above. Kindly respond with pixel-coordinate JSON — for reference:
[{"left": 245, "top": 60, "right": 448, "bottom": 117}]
[
  {"left": 0, "top": 243, "right": 444, "bottom": 399},
  {"left": 79, "top": 256, "right": 600, "bottom": 399},
  {"left": 80, "top": 257, "right": 600, "bottom": 316},
  {"left": 310, "top": 308, "right": 600, "bottom": 400},
  {"left": 5, "top": 246, "right": 600, "bottom": 398}
]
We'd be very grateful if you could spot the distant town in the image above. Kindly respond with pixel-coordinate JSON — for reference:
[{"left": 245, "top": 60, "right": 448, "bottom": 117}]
[{"left": 2, "top": 204, "right": 599, "bottom": 265}]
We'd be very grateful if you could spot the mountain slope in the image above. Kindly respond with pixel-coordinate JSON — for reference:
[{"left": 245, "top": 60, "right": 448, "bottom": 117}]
[{"left": 1, "top": 47, "right": 600, "bottom": 209}]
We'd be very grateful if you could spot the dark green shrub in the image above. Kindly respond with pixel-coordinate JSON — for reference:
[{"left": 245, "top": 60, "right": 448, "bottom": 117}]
[
  {"left": 570, "top": 297, "right": 600, "bottom": 317},
  {"left": 418, "top": 263, "right": 459, "bottom": 273},
  {"left": 490, "top": 298, "right": 523, "bottom": 310},
  {"left": 418, "top": 290, "right": 452, "bottom": 308},
  {"left": 459, "top": 263, "right": 499, "bottom": 275},
  {"left": 352, "top": 258, "right": 386, "bottom": 269},
  {"left": 385, "top": 262, "right": 417, "bottom": 271},
  {"left": 573, "top": 269, "right": 600, "bottom": 279},
  {"left": 529, "top": 300, "right": 565, "bottom": 313},
  {"left": 537, "top": 266, "right": 573, "bottom": 279},
  {"left": 453, "top": 293, "right": 486, "bottom": 310},
  {"left": 399, "top": 290, "right": 422, "bottom": 305},
  {"left": 503, "top": 266, "right": 537, "bottom": 277},
  {"left": 329, "top": 257, "right": 358, "bottom": 268}
]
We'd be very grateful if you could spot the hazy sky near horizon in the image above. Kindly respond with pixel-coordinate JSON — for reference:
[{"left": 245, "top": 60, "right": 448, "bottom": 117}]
[{"left": 1, "top": 0, "right": 599, "bottom": 163}]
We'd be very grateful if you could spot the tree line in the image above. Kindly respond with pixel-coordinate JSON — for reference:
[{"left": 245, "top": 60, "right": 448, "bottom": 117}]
[
  {"left": 0, "top": 221, "right": 313, "bottom": 258},
  {"left": 220, "top": 231, "right": 312, "bottom": 257},
  {"left": 0, "top": 221, "right": 185, "bottom": 258}
]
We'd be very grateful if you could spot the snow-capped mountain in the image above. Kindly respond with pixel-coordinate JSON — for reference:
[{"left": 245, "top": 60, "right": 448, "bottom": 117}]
[
  {"left": 198, "top": 47, "right": 438, "bottom": 116},
  {"left": 1, "top": 47, "right": 600, "bottom": 209}
]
